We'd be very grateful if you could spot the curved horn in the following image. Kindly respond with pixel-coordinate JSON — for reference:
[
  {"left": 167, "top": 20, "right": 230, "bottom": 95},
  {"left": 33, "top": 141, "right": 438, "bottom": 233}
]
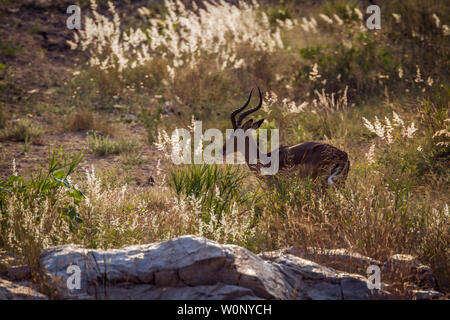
[
  {"left": 236, "top": 87, "right": 262, "bottom": 127},
  {"left": 231, "top": 88, "right": 254, "bottom": 129}
]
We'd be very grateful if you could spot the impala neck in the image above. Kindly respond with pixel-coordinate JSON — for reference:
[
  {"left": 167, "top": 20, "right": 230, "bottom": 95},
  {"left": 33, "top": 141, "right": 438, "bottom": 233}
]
[
  {"left": 224, "top": 131, "right": 280, "bottom": 175},
  {"left": 243, "top": 136, "right": 258, "bottom": 171},
  {"left": 243, "top": 135, "right": 275, "bottom": 174}
]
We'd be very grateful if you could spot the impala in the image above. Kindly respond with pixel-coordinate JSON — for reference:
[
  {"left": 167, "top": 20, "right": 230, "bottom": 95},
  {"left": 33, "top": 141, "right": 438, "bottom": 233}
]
[{"left": 222, "top": 88, "right": 350, "bottom": 187}]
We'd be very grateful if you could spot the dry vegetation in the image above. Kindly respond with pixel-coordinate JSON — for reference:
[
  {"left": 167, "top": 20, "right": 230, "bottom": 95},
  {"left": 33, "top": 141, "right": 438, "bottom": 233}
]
[{"left": 0, "top": 0, "right": 449, "bottom": 297}]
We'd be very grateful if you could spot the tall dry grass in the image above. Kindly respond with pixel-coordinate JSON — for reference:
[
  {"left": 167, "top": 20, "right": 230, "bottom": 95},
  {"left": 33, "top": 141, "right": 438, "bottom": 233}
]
[{"left": 1, "top": 0, "right": 449, "bottom": 295}]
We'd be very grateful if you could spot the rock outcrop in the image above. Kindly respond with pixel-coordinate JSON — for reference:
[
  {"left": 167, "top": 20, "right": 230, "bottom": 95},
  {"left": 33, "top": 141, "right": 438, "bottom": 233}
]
[
  {"left": 39, "top": 236, "right": 390, "bottom": 300},
  {"left": 0, "top": 278, "right": 48, "bottom": 300},
  {"left": 0, "top": 236, "right": 444, "bottom": 300},
  {"left": 261, "top": 247, "right": 443, "bottom": 300},
  {"left": 0, "top": 250, "right": 47, "bottom": 300}
]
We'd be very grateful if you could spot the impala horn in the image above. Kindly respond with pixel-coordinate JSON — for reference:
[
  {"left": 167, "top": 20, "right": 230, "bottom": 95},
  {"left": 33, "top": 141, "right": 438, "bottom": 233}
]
[
  {"left": 236, "top": 87, "right": 262, "bottom": 127},
  {"left": 230, "top": 87, "right": 263, "bottom": 129}
]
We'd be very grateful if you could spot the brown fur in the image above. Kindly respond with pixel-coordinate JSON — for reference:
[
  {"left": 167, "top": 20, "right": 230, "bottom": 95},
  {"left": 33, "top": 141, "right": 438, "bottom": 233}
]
[{"left": 225, "top": 88, "right": 350, "bottom": 188}]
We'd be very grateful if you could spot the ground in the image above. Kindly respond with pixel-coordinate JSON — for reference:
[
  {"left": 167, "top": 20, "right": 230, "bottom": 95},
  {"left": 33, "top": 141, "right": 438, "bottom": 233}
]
[{"left": 0, "top": 1, "right": 162, "bottom": 184}]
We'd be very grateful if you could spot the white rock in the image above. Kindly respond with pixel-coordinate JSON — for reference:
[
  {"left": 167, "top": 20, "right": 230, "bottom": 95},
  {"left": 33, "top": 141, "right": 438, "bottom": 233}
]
[{"left": 39, "top": 236, "right": 391, "bottom": 300}]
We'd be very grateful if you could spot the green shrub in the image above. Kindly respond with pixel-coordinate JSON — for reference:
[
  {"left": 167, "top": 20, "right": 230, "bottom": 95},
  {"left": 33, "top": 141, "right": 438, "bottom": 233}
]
[
  {"left": 0, "top": 146, "right": 85, "bottom": 265},
  {"left": 171, "top": 164, "right": 251, "bottom": 218},
  {"left": 141, "top": 107, "right": 162, "bottom": 144},
  {"left": 296, "top": 33, "right": 397, "bottom": 97},
  {"left": 0, "top": 108, "right": 5, "bottom": 129},
  {"left": 267, "top": 6, "right": 292, "bottom": 25},
  {"left": 87, "top": 133, "right": 141, "bottom": 156},
  {"left": 1, "top": 119, "right": 43, "bottom": 143}
]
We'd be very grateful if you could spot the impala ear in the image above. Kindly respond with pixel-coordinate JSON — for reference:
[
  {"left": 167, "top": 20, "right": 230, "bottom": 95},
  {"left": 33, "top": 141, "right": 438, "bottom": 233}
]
[
  {"left": 241, "top": 119, "right": 254, "bottom": 131},
  {"left": 252, "top": 119, "right": 264, "bottom": 129}
]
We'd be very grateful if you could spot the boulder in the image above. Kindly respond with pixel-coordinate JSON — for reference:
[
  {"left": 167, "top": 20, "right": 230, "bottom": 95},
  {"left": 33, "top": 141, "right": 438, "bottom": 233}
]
[
  {"left": 260, "top": 247, "right": 381, "bottom": 276},
  {"left": 382, "top": 254, "right": 439, "bottom": 290},
  {"left": 262, "top": 247, "right": 443, "bottom": 299},
  {"left": 39, "top": 235, "right": 389, "bottom": 300},
  {"left": 0, "top": 278, "right": 47, "bottom": 300},
  {"left": 6, "top": 266, "right": 32, "bottom": 282}
]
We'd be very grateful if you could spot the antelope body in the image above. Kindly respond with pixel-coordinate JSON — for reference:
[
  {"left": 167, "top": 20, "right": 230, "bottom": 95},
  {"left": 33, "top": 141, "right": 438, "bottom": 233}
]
[{"left": 222, "top": 88, "right": 350, "bottom": 187}]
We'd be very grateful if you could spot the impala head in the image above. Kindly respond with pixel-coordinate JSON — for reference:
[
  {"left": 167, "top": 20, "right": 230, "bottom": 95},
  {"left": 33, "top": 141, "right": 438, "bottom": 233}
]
[{"left": 222, "top": 87, "right": 265, "bottom": 157}]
